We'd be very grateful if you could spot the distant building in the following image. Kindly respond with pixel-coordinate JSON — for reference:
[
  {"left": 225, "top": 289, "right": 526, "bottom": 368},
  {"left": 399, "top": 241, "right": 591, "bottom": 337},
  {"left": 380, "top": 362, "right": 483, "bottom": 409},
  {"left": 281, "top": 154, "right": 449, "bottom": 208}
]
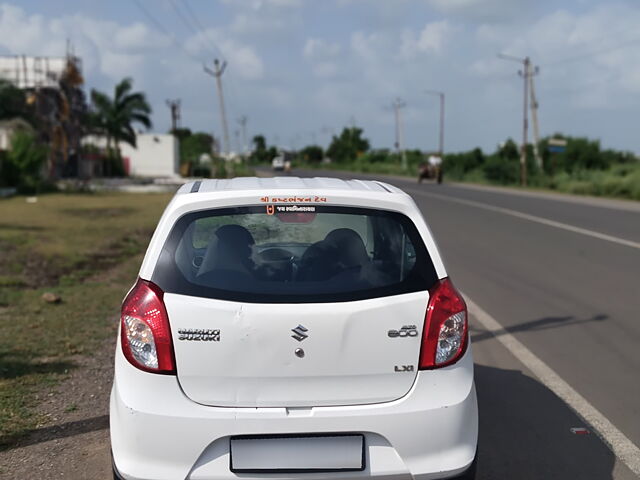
[
  {"left": 0, "top": 56, "right": 69, "bottom": 89},
  {"left": 0, "top": 54, "right": 87, "bottom": 179},
  {"left": 83, "top": 133, "right": 180, "bottom": 178}
]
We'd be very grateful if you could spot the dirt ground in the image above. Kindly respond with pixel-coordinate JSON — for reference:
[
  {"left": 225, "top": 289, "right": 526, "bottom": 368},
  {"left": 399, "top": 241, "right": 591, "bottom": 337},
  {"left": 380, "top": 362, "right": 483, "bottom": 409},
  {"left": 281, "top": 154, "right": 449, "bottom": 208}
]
[{"left": 0, "top": 322, "right": 116, "bottom": 480}]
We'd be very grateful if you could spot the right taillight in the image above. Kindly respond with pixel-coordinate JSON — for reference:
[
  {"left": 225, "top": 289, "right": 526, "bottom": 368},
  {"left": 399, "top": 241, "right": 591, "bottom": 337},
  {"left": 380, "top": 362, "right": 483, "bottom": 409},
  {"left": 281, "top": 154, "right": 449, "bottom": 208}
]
[
  {"left": 120, "top": 278, "right": 176, "bottom": 374},
  {"left": 419, "top": 278, "right": 468, "bottom": 369}
]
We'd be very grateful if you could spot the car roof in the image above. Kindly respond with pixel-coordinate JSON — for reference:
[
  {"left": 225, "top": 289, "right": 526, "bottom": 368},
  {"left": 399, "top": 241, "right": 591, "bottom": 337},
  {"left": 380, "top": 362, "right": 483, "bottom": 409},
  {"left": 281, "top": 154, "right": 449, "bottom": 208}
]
[{"left": 176, "top": 177, "right": 405, "bottom": 195}]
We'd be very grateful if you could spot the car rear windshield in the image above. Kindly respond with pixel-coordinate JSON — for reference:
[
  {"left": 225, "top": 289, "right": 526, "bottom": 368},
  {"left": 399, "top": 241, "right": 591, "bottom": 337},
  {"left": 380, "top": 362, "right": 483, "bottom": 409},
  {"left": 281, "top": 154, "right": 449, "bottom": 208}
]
[{"left": 152, "top": 205, "right": 438, "bottom": 303}]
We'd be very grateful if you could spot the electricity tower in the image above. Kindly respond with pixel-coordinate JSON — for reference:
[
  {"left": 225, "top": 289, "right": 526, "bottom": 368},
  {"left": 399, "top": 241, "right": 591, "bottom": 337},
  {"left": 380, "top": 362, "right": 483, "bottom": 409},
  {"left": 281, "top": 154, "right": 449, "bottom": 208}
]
[
  {"left": 237, "top": 115, "right": 248, "bottom": 155},
  {"left": 392, "top": 98, "right": 407, "bottom": 171},
  {"left": 204, "top": 59, "right": 231, "bottom": 156},
  {"left": 498, "top": 54, "right": 540, "bottom": 186},
  {"left": 165, "top": 99, "right": 181, "bottom": 132}
]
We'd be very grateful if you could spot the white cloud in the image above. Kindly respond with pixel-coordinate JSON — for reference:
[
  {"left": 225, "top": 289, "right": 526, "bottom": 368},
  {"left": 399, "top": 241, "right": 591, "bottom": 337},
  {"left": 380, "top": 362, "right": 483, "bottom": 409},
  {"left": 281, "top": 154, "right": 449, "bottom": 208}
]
[
  {"left": 475, "top": 4, "right": 640, "bottom": 91},
  {"left": 400, "top": 20, "right": 453, "bottom": 58},
  {"left": 312, "top": 61, "right": 338, "bottom": 78},
  {"left": 303, "top": 37, "right": 341, "bottom": 59},
  {"left": 0, "top": 4, "right": 170, "bottom": 80},
  {"left": 350, "top": 31, "right": 386, "bottom": 63},
  {"left": 302, "top": 38, "right": 342, "bottom": 78},
  {"left": 467, "top": 1, "right": 640, "bottom": 125},
  {"left": 230, "top": 13, "right": 288, "bottom": 34},
  {"left": 220, "top": 0, "right": 302, "bottom": 9},
  {"left": 425, "top": 0, "right": 532, "bottom": 22}
]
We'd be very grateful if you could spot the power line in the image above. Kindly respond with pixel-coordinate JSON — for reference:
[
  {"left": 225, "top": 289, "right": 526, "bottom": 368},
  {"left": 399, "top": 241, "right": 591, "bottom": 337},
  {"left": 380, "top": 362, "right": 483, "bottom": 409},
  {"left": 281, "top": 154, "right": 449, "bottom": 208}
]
[
  {"left": 180, "top": 0, "right": 226, "bottom": 60},
  {"left": 177, "top": 0, "right": 240, "bottom": 132},
  {"left": 168, "top": 0, "right": 218, "bottom": 59},
  {"left": 130, "top": 0, "right": 203, "bottom": 65},
  {"left": 131, "top": 0, "right": 172, "bottom": 37}
]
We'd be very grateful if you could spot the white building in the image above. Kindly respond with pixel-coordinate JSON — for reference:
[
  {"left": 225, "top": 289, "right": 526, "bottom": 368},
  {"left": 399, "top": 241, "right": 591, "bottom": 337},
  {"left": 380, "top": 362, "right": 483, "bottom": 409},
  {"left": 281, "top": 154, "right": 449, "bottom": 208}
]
[
  {"left": 0, "top": 56, "right": 68, "bottom": 89},
  {"left": 83, "top": 133, "right": 180, "bottom": 178}
]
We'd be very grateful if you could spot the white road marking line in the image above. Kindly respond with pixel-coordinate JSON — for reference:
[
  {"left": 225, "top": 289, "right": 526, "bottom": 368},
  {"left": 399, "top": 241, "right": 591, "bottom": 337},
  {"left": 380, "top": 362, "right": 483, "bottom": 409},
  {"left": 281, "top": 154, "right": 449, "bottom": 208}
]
[
  {"left": 406, "top": 189, "right": 640, "bottom": 250},
  {"left": 465, "top": 295, "right": 640, "bottom": 477}
]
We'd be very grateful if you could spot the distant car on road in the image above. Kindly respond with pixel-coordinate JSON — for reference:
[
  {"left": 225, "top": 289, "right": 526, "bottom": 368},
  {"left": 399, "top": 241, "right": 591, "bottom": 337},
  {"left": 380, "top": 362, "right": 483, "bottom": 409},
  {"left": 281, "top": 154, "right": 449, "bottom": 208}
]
[
  {"left": 110, "top": 177, "right": 478, "bottom": 480},
  {"left": 271, "top": 155, "right": 285, "bottom": 171}
]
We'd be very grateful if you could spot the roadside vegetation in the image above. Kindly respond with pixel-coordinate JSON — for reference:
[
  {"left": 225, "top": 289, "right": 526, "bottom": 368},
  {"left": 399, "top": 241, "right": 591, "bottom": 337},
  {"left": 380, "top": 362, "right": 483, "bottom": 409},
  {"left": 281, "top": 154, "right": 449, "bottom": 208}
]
[
  {"left": 283, "top": 126, "right": 640, "bottom": 201},
  {"left": 0, "top": 192, "right": 172, "bottom": 449}
]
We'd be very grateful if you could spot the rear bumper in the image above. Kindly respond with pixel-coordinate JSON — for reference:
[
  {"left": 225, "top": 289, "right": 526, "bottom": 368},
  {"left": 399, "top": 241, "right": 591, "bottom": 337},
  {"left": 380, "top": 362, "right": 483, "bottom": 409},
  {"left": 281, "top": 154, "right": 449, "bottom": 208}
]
[{"left": 110, "top": 343, "right": 477, "bottom": 480}]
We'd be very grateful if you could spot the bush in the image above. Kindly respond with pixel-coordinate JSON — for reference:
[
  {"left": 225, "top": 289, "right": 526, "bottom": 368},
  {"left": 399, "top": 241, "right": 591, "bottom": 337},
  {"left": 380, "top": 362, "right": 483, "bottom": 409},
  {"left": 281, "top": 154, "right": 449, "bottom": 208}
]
[
  {"left": 443, "top": 148, "right": 485, "bottom": 179},
  {"left": 3, "top": 131, "right": 48, "bottom": 193},
  {"left": 482, "top": 155, "right": 519, "bottom": 184},
  {"left": 213, "top": 161, "right": 227, "bottom": 179},
  {"left": 360, "top": 150, "right": 390, "bottom": 164},
  {"left": 300, "top": 145, "right": 324, "bottom": 163},
  {"left": 191, "top": 164, "right": 212, "bottom": 178},
  {"left": 230, "top": 161, "right": 255, "bottom": 178}
]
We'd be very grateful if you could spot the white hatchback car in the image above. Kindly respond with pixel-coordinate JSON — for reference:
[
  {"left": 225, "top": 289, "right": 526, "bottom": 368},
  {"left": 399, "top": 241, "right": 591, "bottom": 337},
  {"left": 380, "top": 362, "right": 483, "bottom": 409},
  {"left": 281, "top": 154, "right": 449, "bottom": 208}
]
[{"left": 110, "top": 177, "right": 478, "bottom": 480}]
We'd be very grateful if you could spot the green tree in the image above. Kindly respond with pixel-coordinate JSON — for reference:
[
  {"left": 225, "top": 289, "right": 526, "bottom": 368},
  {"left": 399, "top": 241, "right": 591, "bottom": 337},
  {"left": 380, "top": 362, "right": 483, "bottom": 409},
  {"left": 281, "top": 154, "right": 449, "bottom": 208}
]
[
  {"left": 180, "top": 132, "right": 214, "bottom": 165},
  {"left": 0, "top": 80, "right": 34, "bottom": 124},
  {"left": 250, "top": 135, "right": 277, "bottom": 164},
  {"left": 171, "top": 127, "right": 192, "bottom": 142},
  {"left": 3, "top": 131, "right": 48, "bottom": 192},
  {"left": 89, "top": 78, "right": 152, "bottom": 158},
  {"left": 300, "top": 145, "right": 324, "bottom": 163},
  {"left": 326, "top": 127, "right": 370, "bottom": 163},
  {"left": 498, "top": 138, "right": 519, "bottom": 160}
]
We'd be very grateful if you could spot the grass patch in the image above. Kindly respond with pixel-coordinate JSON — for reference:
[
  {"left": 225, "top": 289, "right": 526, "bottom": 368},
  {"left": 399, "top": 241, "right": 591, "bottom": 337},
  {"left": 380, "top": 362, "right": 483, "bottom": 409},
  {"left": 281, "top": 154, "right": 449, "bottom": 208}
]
[{"left": 0, "top": 192, "right": 172, "bottom": 449}]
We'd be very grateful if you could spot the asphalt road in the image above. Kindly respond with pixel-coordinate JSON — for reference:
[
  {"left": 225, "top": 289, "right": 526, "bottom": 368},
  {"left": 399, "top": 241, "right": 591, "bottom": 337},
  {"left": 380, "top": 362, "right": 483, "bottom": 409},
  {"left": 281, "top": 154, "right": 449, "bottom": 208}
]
[{"left": 286, "top": 168, "right": 640, "bottom": 479}]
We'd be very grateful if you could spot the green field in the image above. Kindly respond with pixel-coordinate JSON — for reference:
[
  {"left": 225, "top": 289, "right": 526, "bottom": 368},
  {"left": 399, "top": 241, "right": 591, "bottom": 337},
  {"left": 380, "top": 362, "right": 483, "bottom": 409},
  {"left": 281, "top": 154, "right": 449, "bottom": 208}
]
[{"left": 0, "top": 192, "right": 172, "bottom": 448}]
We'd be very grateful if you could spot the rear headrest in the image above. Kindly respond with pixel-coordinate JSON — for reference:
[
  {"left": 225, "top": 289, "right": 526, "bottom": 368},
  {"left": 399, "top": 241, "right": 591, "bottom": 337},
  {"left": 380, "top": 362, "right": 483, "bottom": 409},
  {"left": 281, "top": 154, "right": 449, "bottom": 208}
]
[
  {"left": 197, "top": 224, "right": 255, "bottom": 276},
  {"left": 324, "top": 228, "right": 369, "bottom": 267}
]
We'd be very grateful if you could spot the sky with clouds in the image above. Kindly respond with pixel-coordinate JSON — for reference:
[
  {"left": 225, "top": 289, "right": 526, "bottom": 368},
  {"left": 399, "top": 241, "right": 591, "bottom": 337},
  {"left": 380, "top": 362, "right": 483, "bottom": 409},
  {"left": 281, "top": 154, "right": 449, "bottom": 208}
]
[{"left": 1, "top": 0, "right": 639, "bottom": 154}]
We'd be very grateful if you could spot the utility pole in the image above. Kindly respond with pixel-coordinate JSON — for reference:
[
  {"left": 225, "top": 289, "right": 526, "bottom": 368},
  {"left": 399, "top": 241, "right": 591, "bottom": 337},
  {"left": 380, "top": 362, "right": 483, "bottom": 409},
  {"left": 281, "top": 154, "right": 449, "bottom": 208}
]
[
  {"left": 520, "top": 57, "right": 529, "bottom": 187},
  {"left": 392, "top": 98, "right": 407, "bottom": 170},
  {"left": 165, "top": 99, "right": 181, "bottom": 132},
  {"left": 498, "top": 54, "right": 539, "bottom": 187},
  {"left": 237, "top": 115, "right": 248, "bottom": 155},
  {"left": 234, "top": 129, "right": 241, "bottom": 154},
  {"left": 204, "top": 59, "right": 231, "bottom": 156},
  {"left": 424, "top": 90, "right": 445, "bottom": 157},
  {"left": 529, "top": 72, "right": 542, "bottom": 170}
]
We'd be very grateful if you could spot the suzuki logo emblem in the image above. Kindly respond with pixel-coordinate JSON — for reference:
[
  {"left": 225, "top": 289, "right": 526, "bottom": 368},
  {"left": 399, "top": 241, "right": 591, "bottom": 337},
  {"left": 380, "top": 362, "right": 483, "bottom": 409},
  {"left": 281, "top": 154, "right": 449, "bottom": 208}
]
[{"left": 291, "top": 324, "right": 309, "bottom": 342}]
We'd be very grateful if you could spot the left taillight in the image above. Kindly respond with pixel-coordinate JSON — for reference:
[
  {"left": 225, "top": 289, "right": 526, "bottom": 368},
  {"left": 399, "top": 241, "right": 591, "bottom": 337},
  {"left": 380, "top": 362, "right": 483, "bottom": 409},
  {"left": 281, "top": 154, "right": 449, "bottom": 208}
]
[{"left": 121, "top": 278, "right": 176, "bottom": 374}]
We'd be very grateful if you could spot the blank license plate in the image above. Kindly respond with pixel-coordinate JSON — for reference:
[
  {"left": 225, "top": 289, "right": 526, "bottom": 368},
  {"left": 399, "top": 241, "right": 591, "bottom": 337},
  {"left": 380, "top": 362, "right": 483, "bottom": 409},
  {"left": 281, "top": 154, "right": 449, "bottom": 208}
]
[{"left": 230, "top": 434, "right": 365, "bottom": 472}]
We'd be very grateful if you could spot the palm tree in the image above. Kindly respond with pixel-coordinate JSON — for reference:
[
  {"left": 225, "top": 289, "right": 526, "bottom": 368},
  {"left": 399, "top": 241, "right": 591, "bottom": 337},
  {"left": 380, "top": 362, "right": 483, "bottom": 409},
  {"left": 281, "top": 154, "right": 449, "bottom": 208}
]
[{"left": 89, "top": 77, "right": 152, "bottom": 159}]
